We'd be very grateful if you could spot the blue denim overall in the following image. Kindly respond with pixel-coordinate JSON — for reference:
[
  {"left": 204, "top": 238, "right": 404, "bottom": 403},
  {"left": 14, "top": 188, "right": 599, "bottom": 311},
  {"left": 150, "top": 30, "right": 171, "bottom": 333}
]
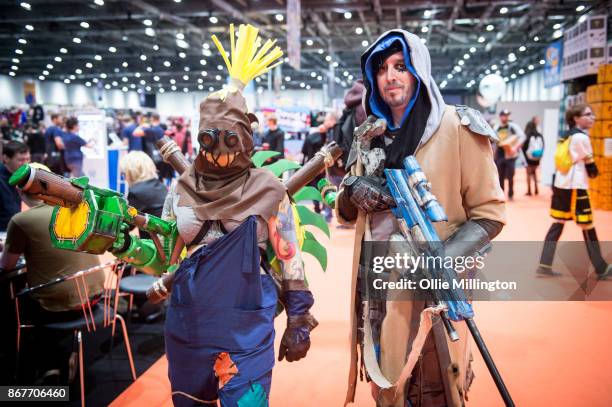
[{"left": 165, "top": 216, "right": 277, "bottom": 406}]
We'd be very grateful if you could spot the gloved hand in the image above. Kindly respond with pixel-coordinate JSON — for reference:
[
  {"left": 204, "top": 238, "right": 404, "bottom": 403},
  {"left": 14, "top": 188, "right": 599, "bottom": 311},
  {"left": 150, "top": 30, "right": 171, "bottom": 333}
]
[
  {"left": 278, "top": 290, "right": 318, "bottom": 362},
  {"left": 343, "top": 175, "right": 396, "bottom": 213},
  {"left": 586, "top": 162, "right": 599, "bottom": 178}
]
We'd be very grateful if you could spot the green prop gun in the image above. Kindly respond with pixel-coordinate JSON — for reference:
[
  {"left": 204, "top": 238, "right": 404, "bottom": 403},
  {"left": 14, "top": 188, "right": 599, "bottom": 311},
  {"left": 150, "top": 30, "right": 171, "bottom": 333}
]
[{"left": 9, "top": 164, "right": 178, "bottom": 276}]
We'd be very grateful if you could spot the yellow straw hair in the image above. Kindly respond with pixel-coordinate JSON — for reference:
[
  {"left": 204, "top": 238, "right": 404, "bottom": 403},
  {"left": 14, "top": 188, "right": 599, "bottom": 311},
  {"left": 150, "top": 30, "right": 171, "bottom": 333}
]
[{"left": 211, "top": 24, "right": 284, "bottom": 87}]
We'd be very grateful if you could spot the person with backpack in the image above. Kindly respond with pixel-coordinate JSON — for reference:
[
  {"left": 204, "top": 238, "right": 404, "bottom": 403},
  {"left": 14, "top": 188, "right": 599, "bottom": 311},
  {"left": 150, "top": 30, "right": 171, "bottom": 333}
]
[
  {"left": 538, "top": 103, "right": 610, "bottom": 278},
  {"left": 494, "top": 109, "right": 526, "bottom": 201},
  {"left": 523, "top": 116, "right": 544, "bottom": 195}
]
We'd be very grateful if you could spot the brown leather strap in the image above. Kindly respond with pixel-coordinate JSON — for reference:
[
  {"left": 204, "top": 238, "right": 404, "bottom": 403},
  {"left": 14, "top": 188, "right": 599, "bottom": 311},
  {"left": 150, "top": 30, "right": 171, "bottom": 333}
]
[{"left": 189, "top": 220, "right": 213, "bottom": 247}]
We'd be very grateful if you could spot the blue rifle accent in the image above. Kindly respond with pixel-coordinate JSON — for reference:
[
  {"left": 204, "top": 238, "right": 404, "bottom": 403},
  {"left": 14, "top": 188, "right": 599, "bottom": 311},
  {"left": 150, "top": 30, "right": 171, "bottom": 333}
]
[{"left": 384, "top": 156, "right": 474, "bottom": 322}]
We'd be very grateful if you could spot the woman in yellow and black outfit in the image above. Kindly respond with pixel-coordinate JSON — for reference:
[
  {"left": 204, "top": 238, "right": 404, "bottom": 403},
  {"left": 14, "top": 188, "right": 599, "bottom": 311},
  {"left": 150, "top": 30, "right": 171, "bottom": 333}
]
[{"left": 538, "top": 103, "right": 611, "bottom": 278}]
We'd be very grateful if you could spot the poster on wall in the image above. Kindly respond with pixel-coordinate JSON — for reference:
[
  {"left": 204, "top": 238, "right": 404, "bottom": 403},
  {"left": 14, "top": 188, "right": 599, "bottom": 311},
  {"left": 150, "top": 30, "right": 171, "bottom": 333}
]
[{"left": 544, "top": 41, "right": 563, "bottom": 88}]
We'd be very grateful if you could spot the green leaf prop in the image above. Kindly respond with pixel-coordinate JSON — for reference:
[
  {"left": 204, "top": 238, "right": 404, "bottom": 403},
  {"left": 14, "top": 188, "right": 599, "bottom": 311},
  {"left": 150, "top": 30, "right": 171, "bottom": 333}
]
[
  {"left": 237, "top": 383, "right": 268, "bottom": 407},
  {"left": 251, "top": 150, "right": 281, "bottom": 168},
  {"left": 262, "top": 159, "right": 301, "bottom": 177},
  {"left": 302, "top": 230, "right": 328, "bottom": 271},
  {"left": 292, "top": 186, "right": 322, "bottom": 203},
  {"left": 296, "top": 205, "right": 329, "bottom": 237}
]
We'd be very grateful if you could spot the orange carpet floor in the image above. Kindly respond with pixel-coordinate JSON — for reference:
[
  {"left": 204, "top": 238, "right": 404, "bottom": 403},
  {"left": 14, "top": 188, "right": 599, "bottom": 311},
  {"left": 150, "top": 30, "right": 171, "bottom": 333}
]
[{"left": 111, "top": 171, "right": 612, "bottom": 407}]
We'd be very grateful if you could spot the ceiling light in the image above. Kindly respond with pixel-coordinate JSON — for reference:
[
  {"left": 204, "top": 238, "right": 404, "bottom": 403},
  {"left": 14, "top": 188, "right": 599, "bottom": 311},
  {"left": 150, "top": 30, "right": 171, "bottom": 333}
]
[
  {"left": 217, "top": 64, "right": 223, "bottom": 70},
  {"left": 60, "top": 48, "right": 68, "bottom": 53},
  {"left": 15, "top": 49, "right": 23, "bottom": 54},
  {"left": 300, "top": 82, "right": 305, "bottom": 88},
  {"left": 332, "top": 61, "right": 339, "bottom": 67},
  {"left": 183, "top": 74, "right": 189, "bottom": 80},
  {"left": 458, "top": 60, "right": 465, "bottom": 66},
  {"left": 576, "top": 5, "right": 585, "bottom": 12},
  {"left": 325, "top": 55, "right": 332, "bottom": 62},
  {"left": 38, "top": 75, "right": 45, "bottom": 81},
  {"left": 183, "top": 87, "right": 188, "bottom": 93},
  {"left": 153, "top": 75, "right": 160, "bottom": 81},
  {"left": 500, "top": 7, "right": 508, "bottom": 14},
  {"left": 140, "top": 54, "right": 147, "bottom": 61},
  {"left": 528, "top": 64, "right": 534, "bottom": 70},
  {"left": 100, "top": 73, "right": 107, "bottom": 78},
  {"left": 47, "top": 64, "right": 53, "bottom": 69},
  {"left": 80, "top": 21, "right": 90, "bottom": 29},
  {"left": 469, "top": 47, "right": 476, "bottom": 53},
  {"left": 122, "top": 61, "right": 128, "bottom": 67},
  {"left": 75, "top": 68, "right": 82, "bottom": 74},
  {"left": 73, "top": 37, "right": 81, "bottom": 44},
  {"left": 94, "top": 54, "right": 102, "bottom": 60},
  {"left": 578, "top": 15, "right": 587, "bottom": 23},
  {"left": 507, "top": 52, "right": 516, "bottom": 62},
  {"left": 285, "top": 76, "right": 291, "bottom": 82},
  {"left": 533, "top": 36, "right": 539, "bottom": 42},
  {"left": 69, "top": 75, "right": 76, "bottom": 80},
  {"left": 176, "top": 32, "right": 185, "bottom": 40},
  {"left": 146, "top": 66, "right": 153, "bottom": 72},
  {"left": 518, "top": 69, "right": 525, "bottom": 74},
  {"left": 176, "top": 39, "right": 189, "bottom": 49},
  {"left": 94, "top": 0, "right": 104, "bottom": 5},
  {"left": 184, "top": 67, "right": 190, "bottom": 72},
  {"left": 440, "top": 81, "right": 447, "bottom": 89},
  {"left": 209, "top": 16, "right": 218, "bottom": 24},
  {"left": 199, "top": 59, "right": 207, "bottom": 66},
  {"left": 447, "top": 73, "right": 453, "bottom": 79},
  {"left": 25, "top": 24, "right": 34, "bottom": 31},
  {"left": 122, "top": 87, "right": 128, "bottom": 92},
  {"left": 171, "top": 85, "right": 177, "bottom": 91},
  {"left": 114, "top": 68, "right": 120, "bottom": 73},
  {"left": 197, "top": 78, "right": 203, "bottom": 83},
  {"left": 122, "top": 35, "right": 127, "bottom": 41},
  {"left": 491, "top": 64, "right": 498, "bottom": 70},
  {"left": 64, "top": 79, "right": 71, "bottom": 84},
  {"left": 317, "top": 75, "right": 323, "bottom": 81},
  {"left": 486, "top": 24, "right": 494, "bottom": 31},
  {"left": 343, "top": 71, "right": 349, "bottom": 77},
  {"left": 112, "top": 81, "right": 118, "bottom": 86},
  {"left": 519, "top": 46, "right": 526, "bottom": 52},
  {"left": 477, "top": 36, "right": 485, "bottom": 43},
  {"left": 281, "top": 85, "right": 286, "bottom": 90},
  {"left": 153, "top": 44, "right": 159, "bottom": 51},
  {"left": 18, "top": 38, "right": 27, "bottom": 44},
  {"left": 159, "top": 88, "right": 165, "bottom": 93},
  {"left": 54, "top": 56, "right": 62, "bottom": 62},
  {"left": 510, "top": 73, "right": 517, "bottom": 79},
  {"left": 178, "top": 52, "right": 187, "bottom": 58},
  {"left": 122, "top": 77, "right": 128, "bottom": 82},
  {"left": 145, "top": 28, "right": 155, "bottom": 37},
  {"left": 421, "top": 27, "right": 429, "bottom": 33},
  {"left": 355, "top": 27, "right": 363, "bottom": 35},
  {"left": 143, "top": 19, "right": 152, "bottom": 26},
  {"left": 42, "top": 70, "right": 49, "bottom": 75},
  {"left": 463, "top": 54, "right": 470, "bottom": 59},
  {"left": 553, "top": 23, "right": 561, "bottom": 30},
  {"left": 306, "top": 39, "right": 313, "bottom": 46},
  {"left": 361, "top": 40, "right": 369, "bottom": 47},
  {"left": 553, "top": 30, "right": 562, "bottom": 39},
  {"left": 11, "top": 66, "right": 18, "bottom": 71},
  {"left": 108, "top": 46, "right": 116, "bottom": 53},
  {"left": 344, "top": 12, "right": 352, "bottom": 19},
  {"left": 140, "top": 80, "right": 146, "bottom": 85},
  {"left": 504, "top": 77, "right": 509, "bottom": 82},
  {"left": 275, "top": 14, "right": 284, "bottom": 22},
  {"left": 170, "top": 79, "right": 176, "bottom": 84},
  {"left": 164, "top": 60, "right": 171, "bottom": 67},
  {"left": 12, "top": 58, "right": 20, "bottom": 64},
  {"left": 104, "top": 84, "right": 111, "bottom": 89},
  {"left": 135, "top": 72, "right": 141, "bottom": 77},
  {"left": 201, "top": 71, "right": 207, "bottom": 76},
  {"left": 539, "top": 59, "right": 545, "bottom": 65},
  {"left": 215, "top": 75, "right": 222, "bottom": 80},
  {"left": 311, "top": 72, "right": 317, "bottom": 78},
  {"left": 20, "top": 2, "right": 31, "bottom": 10},
  {"left": 9, "top": 72, "right": 16, "bottom": 77}
]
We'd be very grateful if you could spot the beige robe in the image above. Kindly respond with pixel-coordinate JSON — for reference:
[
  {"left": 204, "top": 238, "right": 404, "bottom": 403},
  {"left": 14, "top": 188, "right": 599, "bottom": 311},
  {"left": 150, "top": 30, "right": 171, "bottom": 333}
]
[{"left": 337, "top": 105, "right": 506, "bottom": 406}]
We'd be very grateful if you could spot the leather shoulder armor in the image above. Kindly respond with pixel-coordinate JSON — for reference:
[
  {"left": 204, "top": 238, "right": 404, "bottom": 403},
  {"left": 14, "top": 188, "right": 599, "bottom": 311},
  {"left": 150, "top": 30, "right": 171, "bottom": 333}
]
[{"left": 455, "top": 105, "right": 499, "bottom": 142}]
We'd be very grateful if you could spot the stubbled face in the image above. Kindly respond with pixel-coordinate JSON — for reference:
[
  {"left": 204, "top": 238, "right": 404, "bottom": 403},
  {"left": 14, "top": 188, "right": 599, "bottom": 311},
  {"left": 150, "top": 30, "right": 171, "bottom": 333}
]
[
  {"left": 198, "top": 128, "right": 243, "bottom": 168},
  {"left": 500, "top": 114, "right": 510, "bottom": 125},
  {"left": 376, "top": 51, "right": 416, "bottom": 110}
]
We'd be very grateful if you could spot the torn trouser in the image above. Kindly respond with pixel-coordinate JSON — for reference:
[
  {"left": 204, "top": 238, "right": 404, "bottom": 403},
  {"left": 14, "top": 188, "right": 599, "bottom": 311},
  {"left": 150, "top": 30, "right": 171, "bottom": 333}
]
[{"left": 165, "top": 216, "right": 277, "bottom": 407}]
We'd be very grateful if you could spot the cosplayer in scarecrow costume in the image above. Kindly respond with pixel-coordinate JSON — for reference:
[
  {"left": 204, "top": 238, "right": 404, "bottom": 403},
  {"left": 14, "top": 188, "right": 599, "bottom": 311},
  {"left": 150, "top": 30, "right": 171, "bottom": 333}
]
[
  {"left": 162, "top": 25, "right": 317, "bottom": 406},
  {"left": 335, "top": 30, "right": 507, "bottom": 406}
]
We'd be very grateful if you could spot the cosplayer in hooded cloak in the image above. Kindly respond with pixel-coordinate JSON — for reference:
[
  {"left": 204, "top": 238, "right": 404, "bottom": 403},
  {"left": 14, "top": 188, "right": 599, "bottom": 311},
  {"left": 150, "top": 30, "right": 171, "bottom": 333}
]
[
  {"left": 163, "top": 24, "right": 317, "bottom": 407},
  {"left": 337, "top": 30, "right": 506, "bottom": 407}
]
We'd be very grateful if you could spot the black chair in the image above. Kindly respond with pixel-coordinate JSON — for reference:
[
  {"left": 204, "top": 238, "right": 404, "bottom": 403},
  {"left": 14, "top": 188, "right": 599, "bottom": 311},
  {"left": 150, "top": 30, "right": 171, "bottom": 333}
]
[
  {"left": 15, "top": 261, "right": 137, "bottom": 407},
  {"left": 117, "top": 265, "right": 159, "bottom": 321}
]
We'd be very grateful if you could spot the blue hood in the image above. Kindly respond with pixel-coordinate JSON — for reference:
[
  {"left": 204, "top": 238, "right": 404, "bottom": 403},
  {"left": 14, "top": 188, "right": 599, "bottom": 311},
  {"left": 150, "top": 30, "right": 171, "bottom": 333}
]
[{"left": 363, "top": 33, "right": 422, "bottom": 131}]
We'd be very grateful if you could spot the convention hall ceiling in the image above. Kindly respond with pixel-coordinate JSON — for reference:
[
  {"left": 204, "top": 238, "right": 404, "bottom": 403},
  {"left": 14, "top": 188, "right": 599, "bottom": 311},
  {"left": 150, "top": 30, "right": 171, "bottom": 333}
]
[{"left": 0, "top": 0, "right": 609, "bottom": 95}]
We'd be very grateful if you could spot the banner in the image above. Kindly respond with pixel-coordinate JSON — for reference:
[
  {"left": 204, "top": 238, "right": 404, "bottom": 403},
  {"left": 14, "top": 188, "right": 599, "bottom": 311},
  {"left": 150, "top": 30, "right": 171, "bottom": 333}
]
[
  {"left": 544, "top": 40, "right": 562, "bottom": 88},
  {"left": 287, "top": 0, "right": 301, "bottom": 70}
]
